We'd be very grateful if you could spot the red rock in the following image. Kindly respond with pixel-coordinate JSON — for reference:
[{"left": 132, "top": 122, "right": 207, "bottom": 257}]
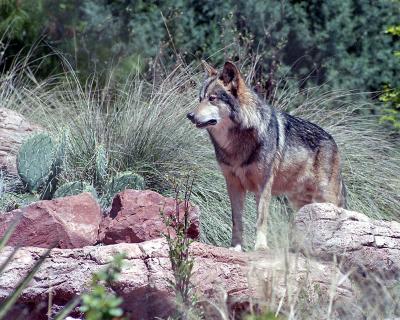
[
  {"left": 0, "top": 192, "right": 101, "bottom": 249},
  {"left": 0, "top": 108, "right": 42, "bottom": 175},
  {"left": 98, "top": 189, "right": 200, "bottom": 244}
]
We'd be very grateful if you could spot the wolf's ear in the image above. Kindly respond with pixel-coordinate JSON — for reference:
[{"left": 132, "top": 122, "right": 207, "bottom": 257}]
[
  {"left": 201, "top": 60, "right": 218, "bottom": 77},
  {"left": 219, "top": 61, "right": 243, "bottom": 97}
]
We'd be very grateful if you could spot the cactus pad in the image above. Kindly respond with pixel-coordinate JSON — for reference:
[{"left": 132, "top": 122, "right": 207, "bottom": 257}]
[
  {"left": 105, "top": 171, "right": 145, "bottom": 196},
  {"left": 54, "top": 181, "right": 97, "bottom": 199},
  {"left": 17, "top": 133, "right": 55, "bottom": 193},
  {"left": 101, "top": 171, "right": 145, "bottom": 207}
]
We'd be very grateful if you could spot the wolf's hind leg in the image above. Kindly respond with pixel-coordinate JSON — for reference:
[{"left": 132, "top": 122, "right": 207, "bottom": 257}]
[
  {"left": 313, "top": 145, "right": 345, "bottom": 207},
  {"left": 255, "top": 179, "right": 273, "bottom": 250},
  {"left": 225, "top": 173, "right": 246, "bottom": 249}
]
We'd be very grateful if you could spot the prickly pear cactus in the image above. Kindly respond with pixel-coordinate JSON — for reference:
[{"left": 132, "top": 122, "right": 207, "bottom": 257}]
[
  {"left": 17, "top": 133, "right": 55, "bottom": 193},
  {"left": 105, "top": 171, "right": 145, "bottom": 195},
  {"left": 40, "top": 131, "right": 67, "bottom": 200},
  {"left": 94, "top": 144, "right": 108, "bottom": 188},
  {"left": 101, "top": 171, "right": 145, "bottom": 207},
  {"left": 54, "top": 181, "right": 97, "bottom": 199}
]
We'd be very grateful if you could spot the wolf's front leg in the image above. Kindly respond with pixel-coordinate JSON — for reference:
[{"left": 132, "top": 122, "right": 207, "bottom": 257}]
[
  {"left": 225, "top": 173, "right": 246, "bottom": 251},
  {"left": 255, "top": 179, "right": 273, "bottom": 250}
]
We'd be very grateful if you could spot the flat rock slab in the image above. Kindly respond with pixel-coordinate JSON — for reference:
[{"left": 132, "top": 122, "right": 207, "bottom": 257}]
[
  {"left": 0, "top": 239, "right": 353, "bottom": 319},
  {"left": 294, "top": 203, "right": 400, "bottom": 284},
  {"left": 0, "top": 193, "right": 102, "bottom": 249}
]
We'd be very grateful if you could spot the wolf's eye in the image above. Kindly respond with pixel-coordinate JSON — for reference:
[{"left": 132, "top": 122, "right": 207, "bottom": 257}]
[{"left": 209, "top": 95, "right": 217, "bottom": 102}]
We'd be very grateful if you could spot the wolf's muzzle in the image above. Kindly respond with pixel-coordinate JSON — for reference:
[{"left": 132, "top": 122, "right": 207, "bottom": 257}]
[{"left": 187, "top": 113, "right": 217, "bottom": 128}]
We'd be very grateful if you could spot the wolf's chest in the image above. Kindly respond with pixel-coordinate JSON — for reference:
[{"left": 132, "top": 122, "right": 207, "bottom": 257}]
[
  {"left": 222, "top": 162, "right": 265, "bottom": 193},
  {"left": 210, "top": 128, "right": 262, "bottom": 166}
]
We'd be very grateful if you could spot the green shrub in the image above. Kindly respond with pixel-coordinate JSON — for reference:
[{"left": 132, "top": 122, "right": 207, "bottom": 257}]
[
  {"left": 380, "top": 85, "right": 400, "bottom": 131},
  {"left": 379, "top": 21, "right": 400, "bottom": 132}
]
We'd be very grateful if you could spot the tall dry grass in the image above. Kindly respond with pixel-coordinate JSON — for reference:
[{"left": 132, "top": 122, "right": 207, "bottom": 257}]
[{"left": 1, "top": 60, "right": 399, "bottom": 249}]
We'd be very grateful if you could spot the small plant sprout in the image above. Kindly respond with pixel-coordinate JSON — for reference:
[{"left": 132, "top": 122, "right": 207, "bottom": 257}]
[
  {"left": 80, "top": 253, "right": 126, "bottom": 320},
  {"left": 160, "top": 176, "right": 201, "bottom": 320}
]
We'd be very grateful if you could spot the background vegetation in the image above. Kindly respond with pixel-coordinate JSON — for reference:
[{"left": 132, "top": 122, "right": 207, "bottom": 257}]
[{"left": 1, "top": 0, "right": 399, "bottom": 91}]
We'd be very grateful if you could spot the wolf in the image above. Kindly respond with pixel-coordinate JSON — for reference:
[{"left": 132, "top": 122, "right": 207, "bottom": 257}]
[{"left": 187, "top": 60, "right": 347, "bottom": 251}]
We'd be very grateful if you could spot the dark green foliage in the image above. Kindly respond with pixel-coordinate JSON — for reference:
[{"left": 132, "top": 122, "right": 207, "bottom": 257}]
[
  {"left": 0, "top": 0, "right": 44, "bottom": 42},
  {"left": 379, "top": 18, "right": 400, "bottom": 131},
  {"left": 1, "top": 0, "right": 399, "bottom": 93},
  {"left": 286, "top": 0, "right": 400, "bottom": 90},
  {"left": 80, "top": 254, "right": 125, "bottom": 320},
  {"left": 54, "top": 181, "right": 97, "bottom": 199}
]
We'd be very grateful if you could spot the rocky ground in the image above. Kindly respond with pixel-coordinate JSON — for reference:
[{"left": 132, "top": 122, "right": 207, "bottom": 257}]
[{"left": 1, "top": 191, "right": 399, "bottom": 319}]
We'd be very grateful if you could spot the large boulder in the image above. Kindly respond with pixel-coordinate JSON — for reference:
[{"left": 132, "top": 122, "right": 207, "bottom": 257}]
[
  {"left": 0, "top": 108, "right": 42, "bottom": 175},
  {"left": 0, "top": 193, "right": 101, "bottom": 249},
  {"left": 98, "top": 189, "right": 200, "bottom": 244},
  {"left": 294, "top": 203, "right": 400, "bottom": 284},
  {"left": 0, "top": 239, "right": 354, "bottom": 320}
]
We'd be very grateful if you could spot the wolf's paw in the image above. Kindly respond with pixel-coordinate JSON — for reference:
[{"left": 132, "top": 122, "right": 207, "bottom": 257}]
[
  {"left": 254, "top": 243, "right": 269, "bottom": 251},
  {"left": 229, "top": 244, "right": 242, "bottom": 252},
  {"left": 254, "top": 233, "right": 269, "bottom": 251}
]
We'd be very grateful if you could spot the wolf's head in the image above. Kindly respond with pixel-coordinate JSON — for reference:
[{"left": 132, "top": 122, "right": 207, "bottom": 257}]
[{"left": 187, "top": 61, "right": 253, "bottom": 129}]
